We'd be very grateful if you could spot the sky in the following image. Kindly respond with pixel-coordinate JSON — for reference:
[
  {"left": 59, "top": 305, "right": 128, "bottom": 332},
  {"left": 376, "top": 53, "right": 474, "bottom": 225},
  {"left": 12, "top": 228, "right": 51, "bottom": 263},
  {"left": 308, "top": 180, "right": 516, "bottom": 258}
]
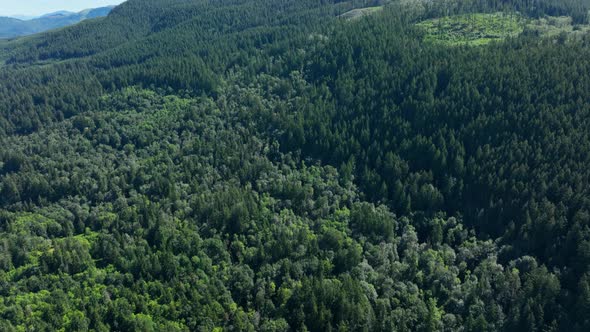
[{"left": 0, "top": 0, "right": 126, "bottom": 17}]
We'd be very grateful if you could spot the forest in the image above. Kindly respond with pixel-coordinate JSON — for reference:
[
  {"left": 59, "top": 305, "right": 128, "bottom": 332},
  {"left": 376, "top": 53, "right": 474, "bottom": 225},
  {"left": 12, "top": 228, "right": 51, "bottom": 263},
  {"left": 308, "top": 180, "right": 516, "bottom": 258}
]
[{"left": 0, "top": 0, "right": 590, "bottom": 331}]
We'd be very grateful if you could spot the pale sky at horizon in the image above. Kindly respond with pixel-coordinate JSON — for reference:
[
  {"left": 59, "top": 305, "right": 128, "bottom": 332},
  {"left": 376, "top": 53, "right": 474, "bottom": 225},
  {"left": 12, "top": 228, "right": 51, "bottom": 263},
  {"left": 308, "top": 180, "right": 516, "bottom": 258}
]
[{"left": 0, "top": 0, "right": 127, "bottom": 17}]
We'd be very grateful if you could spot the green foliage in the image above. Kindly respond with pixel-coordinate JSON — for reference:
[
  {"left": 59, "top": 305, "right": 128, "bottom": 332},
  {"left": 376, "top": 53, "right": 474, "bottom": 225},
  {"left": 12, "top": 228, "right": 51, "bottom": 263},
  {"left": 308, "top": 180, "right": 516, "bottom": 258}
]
[
  {"left": 416, "top": 13, "right": 525, "bottom": 46},
  {"left": 525, "top": 15, "right": 590, "bottom": 40},
  {"left": 339, "top": 6, "right": 384, "bottom": 21},
  {"left": 0, "top": 0, "right": 589, "bottom": 331}
]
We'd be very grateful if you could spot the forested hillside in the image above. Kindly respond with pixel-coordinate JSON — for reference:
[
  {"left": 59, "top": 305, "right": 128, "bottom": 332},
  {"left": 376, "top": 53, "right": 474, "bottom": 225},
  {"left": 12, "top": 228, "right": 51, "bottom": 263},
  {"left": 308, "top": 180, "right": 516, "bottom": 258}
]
[{"left": 1, "top": 0, "right": 590, "bottom": 331}]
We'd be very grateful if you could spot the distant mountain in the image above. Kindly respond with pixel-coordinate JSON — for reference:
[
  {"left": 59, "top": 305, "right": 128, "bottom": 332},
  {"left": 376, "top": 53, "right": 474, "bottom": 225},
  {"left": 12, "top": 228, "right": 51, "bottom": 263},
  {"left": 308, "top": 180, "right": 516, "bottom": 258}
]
[
  {"left": 0, "top": 6, "right": 115, "bottom": 39},
  {"left": 8, "top": 15, "right": 36, "bottom": 21},
  {"left": 39, "top": 11, "right": 76, "bottom": 18}
]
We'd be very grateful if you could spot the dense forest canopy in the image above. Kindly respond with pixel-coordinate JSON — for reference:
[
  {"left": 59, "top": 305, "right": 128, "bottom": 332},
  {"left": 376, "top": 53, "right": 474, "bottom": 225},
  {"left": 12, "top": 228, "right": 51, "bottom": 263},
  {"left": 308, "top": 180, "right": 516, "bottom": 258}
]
[{"left": 1, "top": 0, "right": 590, "bottom": 331}]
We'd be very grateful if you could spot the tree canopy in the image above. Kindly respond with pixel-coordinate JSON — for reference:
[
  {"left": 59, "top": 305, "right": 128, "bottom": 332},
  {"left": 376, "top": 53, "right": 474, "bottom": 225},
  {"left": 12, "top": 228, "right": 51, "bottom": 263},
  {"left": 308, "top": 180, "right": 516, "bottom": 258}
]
[{"left": 1, "top": 0, "right": 590, "bottom": 330}]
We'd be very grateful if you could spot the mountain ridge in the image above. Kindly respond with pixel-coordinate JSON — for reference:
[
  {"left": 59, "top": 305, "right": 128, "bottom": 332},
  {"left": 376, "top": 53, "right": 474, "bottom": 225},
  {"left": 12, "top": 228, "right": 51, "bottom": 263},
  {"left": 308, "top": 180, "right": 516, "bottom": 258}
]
[{"left": 0, "top": 6, "right": 116, "bottom": 39}]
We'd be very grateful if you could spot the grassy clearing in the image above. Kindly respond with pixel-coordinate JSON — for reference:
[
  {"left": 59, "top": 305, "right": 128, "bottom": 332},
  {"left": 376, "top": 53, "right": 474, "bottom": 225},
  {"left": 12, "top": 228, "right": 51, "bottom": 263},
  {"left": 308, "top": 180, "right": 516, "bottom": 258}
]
[
  {"left": 526, "top": 16, "right": 590, "bottom": 40},
  {"left": 416, "top": 12, "right": 525, "bottom": 46},
  {"left": 340, "top": 6, "right": 384, "bottom": 20}
]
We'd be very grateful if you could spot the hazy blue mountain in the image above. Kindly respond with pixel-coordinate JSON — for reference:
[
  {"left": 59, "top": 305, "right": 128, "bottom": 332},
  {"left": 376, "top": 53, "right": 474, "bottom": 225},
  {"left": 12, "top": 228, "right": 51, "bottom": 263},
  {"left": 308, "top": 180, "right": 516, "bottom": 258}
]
[
  {"left": 0, "top": 6, "right": 115, "bottom": 39},
  {"left": 8, "top": 15, "right": 37, "bottom": 20},
  {"left": 39, "top": 11, "right": 76, "bottom": 18}
]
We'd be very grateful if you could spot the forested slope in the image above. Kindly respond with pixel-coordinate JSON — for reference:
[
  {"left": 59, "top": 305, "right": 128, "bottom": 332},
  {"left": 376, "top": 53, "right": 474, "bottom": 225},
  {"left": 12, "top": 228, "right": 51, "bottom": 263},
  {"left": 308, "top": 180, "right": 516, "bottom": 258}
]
[{"left": 1, "top": 0, "right": 590, "bottom": 331}]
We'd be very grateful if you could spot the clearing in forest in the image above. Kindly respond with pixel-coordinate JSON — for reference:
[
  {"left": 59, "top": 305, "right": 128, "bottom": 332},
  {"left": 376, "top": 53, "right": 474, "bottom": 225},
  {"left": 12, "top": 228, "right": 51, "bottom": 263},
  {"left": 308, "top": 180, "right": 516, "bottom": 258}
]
[
  {"left": 339, "top": 6, "right": 384, "bottom": 20},
  {"left": 416, "top": 12, "right": 524, "bottom": 46}
]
